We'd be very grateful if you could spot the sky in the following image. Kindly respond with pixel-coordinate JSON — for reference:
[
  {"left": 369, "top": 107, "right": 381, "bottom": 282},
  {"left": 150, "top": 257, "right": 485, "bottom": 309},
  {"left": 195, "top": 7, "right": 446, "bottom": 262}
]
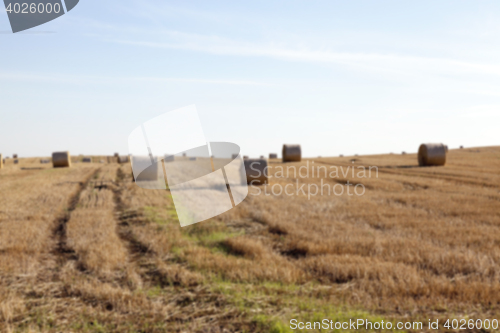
[{"left": 0, "top": 0, "right": 499, "bottom": 158}]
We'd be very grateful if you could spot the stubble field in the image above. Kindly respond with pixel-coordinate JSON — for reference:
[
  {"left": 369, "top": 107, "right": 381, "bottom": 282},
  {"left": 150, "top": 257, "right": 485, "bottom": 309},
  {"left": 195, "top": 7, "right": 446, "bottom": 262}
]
[{"left": 0, "top": 146, "right": 499, "bottom": 332}]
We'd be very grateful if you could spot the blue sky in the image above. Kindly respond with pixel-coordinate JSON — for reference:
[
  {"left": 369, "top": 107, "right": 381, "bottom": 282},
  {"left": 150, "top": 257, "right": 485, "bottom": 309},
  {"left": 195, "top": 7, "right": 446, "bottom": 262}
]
[{"left": 1, "top": 0, "right": 499, "bottom": 158}]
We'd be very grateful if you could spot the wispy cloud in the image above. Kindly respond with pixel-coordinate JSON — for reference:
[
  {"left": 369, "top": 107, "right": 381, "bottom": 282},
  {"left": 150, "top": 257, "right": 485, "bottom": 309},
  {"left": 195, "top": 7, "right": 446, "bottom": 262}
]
[
  {"left": 0, "top": 72, "right": 269, "bottom": 86},
  {"left": 108, "top": 32, "right": 500, "bottom": 82},
  {"left": 68, "top": 4, "right": 500, "bottom": 83}
]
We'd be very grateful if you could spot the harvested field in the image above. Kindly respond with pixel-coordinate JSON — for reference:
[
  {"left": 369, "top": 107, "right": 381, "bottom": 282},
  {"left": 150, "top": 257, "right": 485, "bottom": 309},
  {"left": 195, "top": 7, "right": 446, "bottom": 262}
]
[{"left": 0, "top": 146, "right": 499, "bottom": 332}]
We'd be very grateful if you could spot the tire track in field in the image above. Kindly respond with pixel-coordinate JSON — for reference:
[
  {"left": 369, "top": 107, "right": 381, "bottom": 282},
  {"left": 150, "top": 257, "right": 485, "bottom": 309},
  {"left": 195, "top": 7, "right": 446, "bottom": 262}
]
[
  {"left": 112, "top": 167, "right": 194, "bottom": 290},
  {"left": 111, "top": 168, "right": 253, "bottom": 329},
  {"left": 112, "top": 167, "right": 176, "bottom": 288},
  {"left": 52, "top": 168, "right": 101, "bottom": 264},
  {"left": 113, "top": 168, "right": 149, "bottom": 255},
  {"left": 112, "top": 167, "right": 203, "bottom": 289},
  {"left": 315, "top": 160, "right": 499, "bottom": 189},
  {"left": 112, "top": 167, "right": 155, "bottom": 285},
  {"left": 377, "top": 167, "right": 500, "bottom": 189}
]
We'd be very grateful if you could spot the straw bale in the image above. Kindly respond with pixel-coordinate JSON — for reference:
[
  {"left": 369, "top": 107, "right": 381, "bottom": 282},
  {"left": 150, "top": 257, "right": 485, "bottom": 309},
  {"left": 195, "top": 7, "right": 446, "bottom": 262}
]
[
  {"left": 118, "top": 156, "right": 130, "bottom": 164},
  {"left": 131, "top": 156, "right": 159, "bottom": 181},
  {"left": 52, "top": 151, "right": 71, "bottom": 168},
  {"left": 244, "top": 159, "right": 268, "bottom": 185},
  {"left": 282, "top": 144, "right": 301, "bottom": 162},
  {"left": 418, "top": 143, "right": 446, "bottom": 167}
]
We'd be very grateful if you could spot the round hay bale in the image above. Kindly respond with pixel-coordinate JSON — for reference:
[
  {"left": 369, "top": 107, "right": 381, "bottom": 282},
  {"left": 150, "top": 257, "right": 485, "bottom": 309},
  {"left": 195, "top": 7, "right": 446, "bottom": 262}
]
[
  {"left": 52, "top": 152, "right": 71, "bottom": 168},
  {"left": 114, "top": 153, "right": 119, "bottom": 158},
  {"left": 269, "top": 153, "right": 277, "bottom": 159},
  {"left": 118, "top": 156, "right": 130, "bottom": 164},
  {"left": 339, "top": 154, "right": 344, "bottom": 157},
  {"left": 131, "top": 156, "right": 159, "bottom": 181},
  {"left": 460, "top": 145, "right": 464, "bottom": 149},
  {"left": 13, "top": 154, "right": 18, "bottom": 159},
  {"left": 418, "top": 143, "right": 446, "bottom": 167},
  {"left": 402, "top": 151, "right": 406, "bottom": 155},
  {"left": 82, "top": 157, "right": 92, "bottom": 163},
  {"left": 282, "top": 144, "right": 301, "bottom": 162},
  {"left": 14, "top": 160, "right": 19, "bottom": 164},
  {"left": 244, "top": 159, "right": 268, "bottom": 185},
  {"left": 259, "top": 155, "right": 265, "bottom": 159}
]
